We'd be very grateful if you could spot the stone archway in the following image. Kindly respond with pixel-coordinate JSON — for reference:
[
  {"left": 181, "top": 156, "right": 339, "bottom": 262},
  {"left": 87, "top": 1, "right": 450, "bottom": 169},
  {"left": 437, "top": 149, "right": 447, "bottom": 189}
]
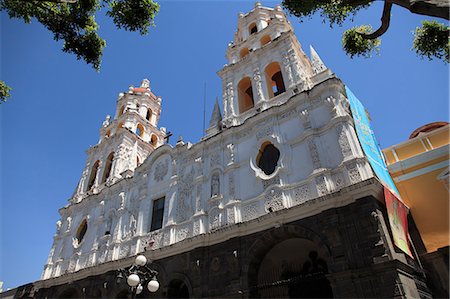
[
  {"left": 247, "top": 225, "right": 333, "bottom": 298},
  {"left": 166, "top": 273, "right": 191, "bottom": 299}
]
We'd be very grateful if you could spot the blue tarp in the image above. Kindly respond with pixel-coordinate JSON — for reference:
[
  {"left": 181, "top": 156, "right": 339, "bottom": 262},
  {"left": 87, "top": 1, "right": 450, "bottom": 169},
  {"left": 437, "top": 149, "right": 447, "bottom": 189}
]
[{"left": 345, "top": 86, "right": 400, "bottom": 197}]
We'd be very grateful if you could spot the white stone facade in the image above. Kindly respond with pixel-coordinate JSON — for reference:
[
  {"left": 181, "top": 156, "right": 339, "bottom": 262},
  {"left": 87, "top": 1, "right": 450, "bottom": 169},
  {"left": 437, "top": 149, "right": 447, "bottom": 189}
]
[{"left": 42, "top": 3, "right": 374, "bottom": 280}]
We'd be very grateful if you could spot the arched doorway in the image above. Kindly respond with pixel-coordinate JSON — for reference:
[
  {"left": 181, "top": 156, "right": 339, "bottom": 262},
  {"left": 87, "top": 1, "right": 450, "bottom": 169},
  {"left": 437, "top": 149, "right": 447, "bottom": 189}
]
[
  {"left": 251, "top": 238, "right": 333, "bottom": 298},
  {"left": 167, "top": 279, "right": 190, "bottom": 298}
]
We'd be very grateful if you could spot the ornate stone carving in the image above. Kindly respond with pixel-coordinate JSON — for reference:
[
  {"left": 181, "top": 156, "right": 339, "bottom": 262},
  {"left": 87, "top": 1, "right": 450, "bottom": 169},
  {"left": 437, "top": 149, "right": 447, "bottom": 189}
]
[
  {"left": 288, "top": 48, "right": 304, "bottom": 83},
  {"left": 119, "top": 244, "right": 130, "bottom": 259},
  {"left": 211, "top": 173, "right": 220, "bottom": 197},
  {"left": 129, "top": 214, "right": 137, "bottom": 236},
  {"left": 347, "top": 162, "right": 362, "bottom": 184},
  {"left": 338, "top": 126, "right": 352, "bottom": 158},
  {"left": 226, "top": 143, "right": 235, "bottom": 165},
  {"left": 225, "top": 82, "right": 235, "bottom": 116},
  {"left": 195, "top": 184, "right": 202, "bottom": 212},
  {"left": 56, "top": 220, "right": 62, "bottom": 234},
  {"left": 262, "top": 174, "right": 280, "bottom": 189},
  {"left": 242, "top": 203, "right": 260, "bottom": 221},
  {"left": 253, "top": 67, "right": 264, "bottom": 101},
  {"left": 315, "top": 176, "right": 328, "bottom": 196},
  {"left": 308, "top": 138, "right": 321, "bottom": 169},
  {"left": 283, "top": 53, "right": 294, "bottom": 87},
  {"left": 300, "top": 109, "right": 311, "bottom": 129},
  {"left": 102, "top": 115, "right": 111, "bottom": 127},
  {"left": 176, "top": 225, "right": 191, "bottom": 242},
  {"left": 193, "top": 221, "right": 200, "bottom": 236},
  {"left": 227, "top": 208, "right": 235, "bottom": 225},
  {"left": 66, "top": 217, "right": 72, "bottom": 232},
  {"left": 293, "top": 184, "right": 310, "bottom": 205},
  {"left": 256, "top": 126, "right": 274, "bottom": 140},
  {"left": 228, "top": 172, "right": 236, "bottom": 197},
  {"left": 163, "top": 232, "right": 170, "bottom": 246},
  {"left": 333, "top": 173, "right": 345, "bottom": 191},
  {"left": 209, "top": 209, "right": 221, "bottom": 230},
  {"left": 154, "top": 159, "right": 169, "bottom": 182},
  {"left": 264, "top": 188, "right": 284, "bottom": 212},
  {"left": 176, "top": 168, "right": 194, "bottom": 222},
  {"left": 118, "top": 192, "right": 125, "bottom": 210}
]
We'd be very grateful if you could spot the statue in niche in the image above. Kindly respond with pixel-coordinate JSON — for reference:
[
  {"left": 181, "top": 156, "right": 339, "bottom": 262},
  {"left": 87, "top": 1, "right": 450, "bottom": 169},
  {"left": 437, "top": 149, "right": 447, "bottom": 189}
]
[
  {"left": 66, "top": 217, "right": 72, "bottom": 232},
  {"left": 211, "top": 173, "right": 220, "bottom": 197},
  {"left": 56, "top": 220, "right": 62, "bottom": 234},
  {"left": 130, "top": 214, "right": 137, "bottom": 236},
  {"left": 102, "top": 115, "right": 111, "bottom": 127},
  {"left": 119, "top": 192, "right": 125, "bottom": 209}
]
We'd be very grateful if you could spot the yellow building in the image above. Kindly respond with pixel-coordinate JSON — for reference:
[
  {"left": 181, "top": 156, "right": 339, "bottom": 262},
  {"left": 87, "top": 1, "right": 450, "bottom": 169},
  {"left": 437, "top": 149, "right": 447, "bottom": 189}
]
[{"left": 382, "top": 122, "right": 449, "bottom": 253}]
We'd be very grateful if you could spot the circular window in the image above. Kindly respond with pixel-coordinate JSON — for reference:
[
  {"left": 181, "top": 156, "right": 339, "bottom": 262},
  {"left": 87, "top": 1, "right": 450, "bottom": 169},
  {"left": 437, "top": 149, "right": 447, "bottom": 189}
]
[{"left": 257, "top": 142, "right": 280, "bottom": 175}]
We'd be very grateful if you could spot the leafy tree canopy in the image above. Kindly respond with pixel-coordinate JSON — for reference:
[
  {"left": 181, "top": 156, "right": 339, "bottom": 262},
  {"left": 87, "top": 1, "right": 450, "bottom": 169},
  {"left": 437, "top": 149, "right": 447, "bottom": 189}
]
[
  {"left": 282, "top": 0, "right": 449, "bottom": 62},
  {"left": 0, "top": 0, "right": 159, "bottom": 103}
]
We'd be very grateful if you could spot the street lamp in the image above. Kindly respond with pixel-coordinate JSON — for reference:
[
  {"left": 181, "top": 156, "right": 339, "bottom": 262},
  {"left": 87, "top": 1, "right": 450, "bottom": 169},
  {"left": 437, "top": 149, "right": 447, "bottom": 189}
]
[{"left": 116, "top": 255, "right": 159, "bottom": 298}]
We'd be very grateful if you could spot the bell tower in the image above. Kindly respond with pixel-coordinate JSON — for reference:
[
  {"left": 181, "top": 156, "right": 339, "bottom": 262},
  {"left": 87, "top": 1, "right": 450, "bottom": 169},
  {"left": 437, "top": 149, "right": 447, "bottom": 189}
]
[
  {"left": 72, "top": 79, "right": 167, "bottom": 202},
  {"left": 218, "top": 2, "right": 318, "bottom": 126}
]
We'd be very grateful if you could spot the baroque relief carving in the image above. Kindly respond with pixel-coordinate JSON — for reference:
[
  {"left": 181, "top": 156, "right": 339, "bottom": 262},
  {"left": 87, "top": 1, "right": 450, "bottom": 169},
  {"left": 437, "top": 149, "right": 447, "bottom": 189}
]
[
  {"left": 315, "top": 176, "right": 328, "bottom": 196},
  {"left": 228, "top": 172, "right": 236, "bottom": 197},
  {"left": 227, "top": 208, "right": 235, "bottom": 225},
  {"left": 293, "top": 184, "right": 310, "bottom": 205},
  {"left": 283, "top": 53, "right": 294, "bottom": 86},
  {"left": 176, "top": 168, "right": 194, "bottom": 222},
  {"left": 347, "top": 162, "right": 362, "bottom": 184},
  {"left": 300, "top": 109, "right": 311, "bottom": 129},
  {"left": 242, "top": 203, "right": 260, "bottom": 221},
  {"left": 264, "top": 188, "right": 284, "bottom": 212},
  {"left": 253, "top": 67, "right": 264, "bottom": 101},
  {"left": 211, "top": 173, "right": 220, "bottom": 197},
  {"left": 333, "top": 172, "right": 345, "bottom": 191},
  {"left": 226, "top": 143, "right": 235, "bottom": 165},
  {"left": 338, "top": 126, "right": 353, "bottom": 158},
  {"left": 262, "top": 174, "right": 280, "bottom": 189},
  {"left": 308, "top": 138, "right": 321, "bottom": 169},
  {"left": 193, "top": 221, "right": 201, "bottom": 236},
  {"left": 209, "top": 209, "right": 221, "bottom": 230},
  {"left": 176, "top": 225, "right": 191, "bottom": 242}
]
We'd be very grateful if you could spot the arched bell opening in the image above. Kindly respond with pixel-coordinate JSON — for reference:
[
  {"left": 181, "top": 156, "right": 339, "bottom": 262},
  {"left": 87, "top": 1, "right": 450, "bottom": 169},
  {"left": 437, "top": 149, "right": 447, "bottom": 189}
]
[
  {"left": 265, "top": 62, "right": 286, "bottom": 98},
  {"left": 237, "top": 77, "right": 255, "bottom": 113}
]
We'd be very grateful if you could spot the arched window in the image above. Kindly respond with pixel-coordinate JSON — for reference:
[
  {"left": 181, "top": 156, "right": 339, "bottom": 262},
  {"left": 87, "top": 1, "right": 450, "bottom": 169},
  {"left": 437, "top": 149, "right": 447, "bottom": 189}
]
[
  {"left": 117, "top": 122, "right": 124, "bottom": 130},
  {"left": 240, "top": 47, "right": 250, "bottom": 59},
  {"left": 146, "top": 108, "right": 152, "bottom": 121},
  {"left": 86, "top": 160, "right": 100, "bottom": 191},
  {"left": 151, "top": 135, "right": 158, "bottom": 146},
  {"left": 257, "top": 142, "right": 280, "bottom": 175},
  {"left": 136, "top": 156, "right": 140, "bottom": 166},
  {"left": 136, "top": 124, "right": 145, "bottom": 138},
  {"left": 265, "top": 62, "right": 286, "bottom": 98},
  {"left": 101, "top": 152, "right": 114, "bottom": 184},
  {"left": 105, "top": 130, "right": 111, "bottom": 138},
  {"left": 249, "top": 23, "right": 258, "bottom": 34},
  {"left": 118, "top": 105, "right": 125, "bottom": 117},
  {"left": 260, "top": 35, "right": 271, "bottom": 46},
  {"left": 76, "top": 219, "right": 88, "bottom": 244},
  {"left": 237, "top": 77, "right": 255, "bottom": 113}
]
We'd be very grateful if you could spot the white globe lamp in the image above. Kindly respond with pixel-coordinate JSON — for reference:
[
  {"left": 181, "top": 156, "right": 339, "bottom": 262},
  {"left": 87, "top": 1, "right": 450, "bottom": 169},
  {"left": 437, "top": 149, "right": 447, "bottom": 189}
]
[
  {"left": 147, "top": 279, "right": 160, "bottom": 293},
  {"left": 127, "top": 274, "right": 140, "bottom": 287},
  {"left": 136, "top": 284, "right": 143, "bottom": 295},
  {"left": 135, "top": 255, "right": 147, "bottom": 266}
]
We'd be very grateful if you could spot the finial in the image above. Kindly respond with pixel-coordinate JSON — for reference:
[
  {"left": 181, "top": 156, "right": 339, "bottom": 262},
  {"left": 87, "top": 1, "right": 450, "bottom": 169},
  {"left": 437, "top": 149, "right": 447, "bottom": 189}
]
[
  {"left": 140, "top": 79, "right": 150, "bottom": 89},
  {"left": 310, "top": 45, "right": 327, "bottom": 74},
  {"left": 176, "top": 135, "right": 184, "bottom": 146},
  {"left": 255, "top": 2, "right": 262, "bottom": 8},
  {"left": 238, "top": 12, "right": 244, "bottom": 18}
]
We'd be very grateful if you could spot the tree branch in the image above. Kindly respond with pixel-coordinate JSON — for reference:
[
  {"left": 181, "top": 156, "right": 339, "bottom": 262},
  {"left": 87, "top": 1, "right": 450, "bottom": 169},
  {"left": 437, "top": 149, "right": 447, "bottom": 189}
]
[{"left": 359, "top": 0, "right": 392, "bottom": 39}]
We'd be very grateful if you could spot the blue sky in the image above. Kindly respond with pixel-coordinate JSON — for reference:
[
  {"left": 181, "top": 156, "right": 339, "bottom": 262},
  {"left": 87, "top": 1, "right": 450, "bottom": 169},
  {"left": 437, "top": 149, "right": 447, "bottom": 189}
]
[{"left": 1, "top": 0, "right": 448, "bottom": 290}]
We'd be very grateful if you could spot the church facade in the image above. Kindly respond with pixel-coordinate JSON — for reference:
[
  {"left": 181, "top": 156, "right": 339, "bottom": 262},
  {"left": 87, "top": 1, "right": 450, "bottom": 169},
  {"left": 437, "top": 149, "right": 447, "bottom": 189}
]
[{"left": 17, "top": 3, "right": 431, "bottom": 298}]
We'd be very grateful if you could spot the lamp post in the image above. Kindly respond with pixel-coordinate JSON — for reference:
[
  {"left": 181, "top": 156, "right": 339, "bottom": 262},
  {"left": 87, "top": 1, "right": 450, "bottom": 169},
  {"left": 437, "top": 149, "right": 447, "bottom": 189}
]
[{"left": 116, "top": 255, "right": 159, "bottom": 298}]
